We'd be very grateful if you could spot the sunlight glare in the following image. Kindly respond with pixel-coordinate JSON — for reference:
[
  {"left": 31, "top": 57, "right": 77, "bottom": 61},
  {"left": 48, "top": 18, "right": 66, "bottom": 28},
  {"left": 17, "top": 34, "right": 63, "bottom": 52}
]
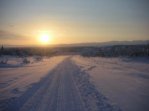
[{"left": 39, "top": 32, "right": 51, "bottom": 45}]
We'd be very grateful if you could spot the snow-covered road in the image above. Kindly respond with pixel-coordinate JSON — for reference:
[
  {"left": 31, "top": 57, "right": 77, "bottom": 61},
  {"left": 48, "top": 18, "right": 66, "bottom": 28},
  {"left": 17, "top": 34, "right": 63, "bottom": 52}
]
[{"left": 0, "top": 57, "right": 119, "bottom": 111}]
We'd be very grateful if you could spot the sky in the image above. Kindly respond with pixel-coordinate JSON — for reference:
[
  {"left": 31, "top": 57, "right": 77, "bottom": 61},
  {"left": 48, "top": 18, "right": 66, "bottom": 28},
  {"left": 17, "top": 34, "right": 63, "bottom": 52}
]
[{"left": 0, "top": 0, "right": 149, "bottom": 46}]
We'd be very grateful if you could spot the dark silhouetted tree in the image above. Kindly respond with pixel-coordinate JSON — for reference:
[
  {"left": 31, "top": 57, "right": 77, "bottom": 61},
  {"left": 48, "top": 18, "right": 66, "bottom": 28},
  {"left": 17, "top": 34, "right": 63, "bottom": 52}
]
[{"left": 0, "top": 45, "right": 4, "bottom": 55}]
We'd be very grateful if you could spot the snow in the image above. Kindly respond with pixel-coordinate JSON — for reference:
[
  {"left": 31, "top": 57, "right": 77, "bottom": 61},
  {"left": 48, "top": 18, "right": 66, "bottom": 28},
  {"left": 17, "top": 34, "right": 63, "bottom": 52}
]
[
  {"left": 0, "top": 56, "right": 120, "bottom": 111},
  {"left": 0, "top": 56, "right": 67, "bottom": 100},
  {"left": 72, "top": 56, "right": 149, "bottom": 111},
  {"left": 0, "top": 55, "right": 149, "bottom": 111}
]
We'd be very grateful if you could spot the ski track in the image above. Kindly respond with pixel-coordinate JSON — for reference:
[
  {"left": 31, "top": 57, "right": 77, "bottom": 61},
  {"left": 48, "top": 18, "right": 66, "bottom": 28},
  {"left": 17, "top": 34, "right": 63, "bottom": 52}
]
[{"left": 0, "top": 57, "right": 120, "bottom": 111}]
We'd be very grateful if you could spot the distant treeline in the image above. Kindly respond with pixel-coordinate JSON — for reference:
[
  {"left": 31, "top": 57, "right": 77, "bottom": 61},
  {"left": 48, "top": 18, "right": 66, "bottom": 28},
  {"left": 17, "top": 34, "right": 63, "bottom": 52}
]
[
  {"left": 81, "top": 44, "right": 149, "bottom": 57},
  {"left": 0, "top": 44, "right": 149, "bottom": 57}
]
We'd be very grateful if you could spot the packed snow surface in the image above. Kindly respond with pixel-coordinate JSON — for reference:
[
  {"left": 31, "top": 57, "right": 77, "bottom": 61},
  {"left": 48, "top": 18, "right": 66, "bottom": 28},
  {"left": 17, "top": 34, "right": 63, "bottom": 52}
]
[
  {"left": 0, "top": 55, "right": 149, "bottom": 111},
  {"left": 72, "top": 56, "right": 149, "bottom": 111},
  {"left": 0, "top": 56, "right": 121, "bottom": 111},
  {"left": 0, "top": 56, "right": 67, "bottom": 100}
]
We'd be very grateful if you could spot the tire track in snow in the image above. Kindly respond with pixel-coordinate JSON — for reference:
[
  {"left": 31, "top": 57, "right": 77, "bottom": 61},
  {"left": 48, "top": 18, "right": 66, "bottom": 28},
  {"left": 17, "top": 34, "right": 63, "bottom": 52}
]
[{"left": 1, "top": 57, "right": 121, "bottom": 111}]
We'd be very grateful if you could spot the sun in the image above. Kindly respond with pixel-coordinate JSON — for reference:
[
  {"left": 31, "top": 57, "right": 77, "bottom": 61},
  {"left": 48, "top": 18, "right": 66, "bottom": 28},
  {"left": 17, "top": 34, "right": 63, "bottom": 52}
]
[
  {"left": 39, "top": 32, "right": 51, "bottom": 45},
  {"left": 40, "top": 34, "right": 49, "bottom": 43}
]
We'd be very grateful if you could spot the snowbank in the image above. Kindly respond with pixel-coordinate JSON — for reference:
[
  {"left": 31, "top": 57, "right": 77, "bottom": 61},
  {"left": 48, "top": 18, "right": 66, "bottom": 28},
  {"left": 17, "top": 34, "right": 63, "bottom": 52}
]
[{"left": 72, "top": 56, "right": 149, "bottom": 111}]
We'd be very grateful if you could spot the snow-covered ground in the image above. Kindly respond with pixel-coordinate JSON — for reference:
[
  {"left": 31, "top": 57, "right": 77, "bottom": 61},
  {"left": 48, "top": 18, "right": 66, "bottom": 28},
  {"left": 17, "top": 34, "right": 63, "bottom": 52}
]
[
  {"left": 72, "top": 56, "right": 149, "bottom": 111},
  {"left": 0, "top": 56, "right": 120, "bottom": 111},
  {"left": 0, "top": 55, "right": 149, "bottom": 111},
  {"left": 0, "top": 56, "right": 67, "bottom": 100}
]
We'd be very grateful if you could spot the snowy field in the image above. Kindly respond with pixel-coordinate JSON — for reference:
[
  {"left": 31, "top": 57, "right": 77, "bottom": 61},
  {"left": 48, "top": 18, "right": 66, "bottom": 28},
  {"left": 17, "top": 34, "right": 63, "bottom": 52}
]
[
  {"left": 0, "top": 55, "right": 149, "bottom": 111},
  {"left": 72, "top": 56, "right": 149, "bottom": 111},
  {"left": 0, "top": 56, "right": 67, "bottom": 100}
]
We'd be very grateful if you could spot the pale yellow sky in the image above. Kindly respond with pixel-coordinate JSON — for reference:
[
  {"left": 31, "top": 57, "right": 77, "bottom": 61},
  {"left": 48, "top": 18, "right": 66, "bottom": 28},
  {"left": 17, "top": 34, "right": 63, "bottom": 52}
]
[{"left": 0, "top": 0, "right": 149, "bottom": 46}]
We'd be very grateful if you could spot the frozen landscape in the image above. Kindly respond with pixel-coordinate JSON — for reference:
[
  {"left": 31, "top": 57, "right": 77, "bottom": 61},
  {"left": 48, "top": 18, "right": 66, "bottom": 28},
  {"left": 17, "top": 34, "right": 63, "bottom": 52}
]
[
  {"left": 0, "top": 0, "right": 149, "bottom": 111},
  {"left": 0, "top": 55, "right": 149, "bottom": 111},
  {"left": 72, "top": 56, "right": 149, "bottom": 111}
]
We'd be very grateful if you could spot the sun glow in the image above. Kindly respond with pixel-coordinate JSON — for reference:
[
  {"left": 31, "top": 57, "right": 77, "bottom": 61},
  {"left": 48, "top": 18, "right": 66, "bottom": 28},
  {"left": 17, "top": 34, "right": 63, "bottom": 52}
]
[{"left": 39, "top": 32, "right": 52, "bottom": 45}]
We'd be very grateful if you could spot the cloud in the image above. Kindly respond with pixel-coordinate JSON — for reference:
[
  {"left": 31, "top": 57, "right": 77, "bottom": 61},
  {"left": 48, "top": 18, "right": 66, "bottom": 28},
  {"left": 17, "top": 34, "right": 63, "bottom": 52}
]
[
  {"left": 0, "top": 30, "right": 36, "bottom": 46},
  {"left": 0, "top": 30, "right": 28, "bottom": 40}
]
